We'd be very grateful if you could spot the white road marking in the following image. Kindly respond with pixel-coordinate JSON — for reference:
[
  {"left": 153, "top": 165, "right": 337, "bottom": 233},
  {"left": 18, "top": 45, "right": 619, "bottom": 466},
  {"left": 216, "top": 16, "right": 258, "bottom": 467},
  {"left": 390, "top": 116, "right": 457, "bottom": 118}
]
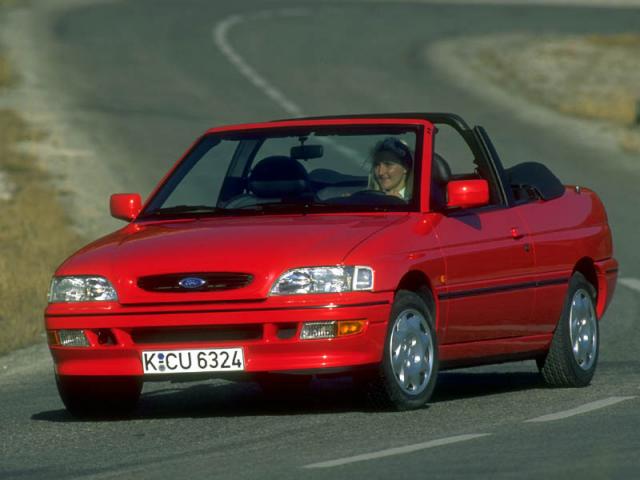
[
  {"left": 525, "top": 396, "right": 636, "bottom": 423},
  {"left": 302, "top": 433, "right": 490, "bottom": 469},
  {"left": 619, "top": 277, "right": 640, "bottom": 293},
  {"left": 212, "top": 9, "right": 308, "bottom": 117},
  {"left": 212, "top": 3, "right": 639, "bottom": 167},
  {"left": 213, "top": 1, "right": 640, "bottom": 116},
  {"left": 212, "top": 9, "right": 365, "bottom": 164}
]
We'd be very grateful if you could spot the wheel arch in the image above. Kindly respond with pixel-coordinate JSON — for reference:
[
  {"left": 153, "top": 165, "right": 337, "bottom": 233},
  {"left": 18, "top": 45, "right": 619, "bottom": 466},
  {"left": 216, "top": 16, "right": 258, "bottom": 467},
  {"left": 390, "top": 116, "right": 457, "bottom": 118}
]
[
  {"left": 396, "top": 270, "right": 440, "bottom": 330},
  {"left": 573, "top": 257, "right": 598, "bottom": 293},
  {"left": 572, "top": 257, "right": 601, "bottom": 316}
]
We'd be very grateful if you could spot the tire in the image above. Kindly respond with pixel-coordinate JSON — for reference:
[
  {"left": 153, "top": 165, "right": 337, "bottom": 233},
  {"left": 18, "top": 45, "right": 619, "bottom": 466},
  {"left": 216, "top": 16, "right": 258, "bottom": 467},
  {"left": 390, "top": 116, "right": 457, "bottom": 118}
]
[
  {"left": 56, "top": 375, "right": 142, "bottom": 418},
  {"left": 362, "top": 289, "right": 439, "bottom": 411},
  {"left": 539, "top": 272, "right": 599, "bottom": 387},
  {"left": 254, "top": 373, "right": 312, "bottom": 398}
]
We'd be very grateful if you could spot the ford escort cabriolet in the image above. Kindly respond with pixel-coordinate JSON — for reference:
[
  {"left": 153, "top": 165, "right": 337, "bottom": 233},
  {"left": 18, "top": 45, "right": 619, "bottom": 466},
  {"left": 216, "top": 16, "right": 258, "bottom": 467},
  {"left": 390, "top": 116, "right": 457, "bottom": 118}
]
[{"left": 45, "top": 113, "right": 618, "bottom": 415}]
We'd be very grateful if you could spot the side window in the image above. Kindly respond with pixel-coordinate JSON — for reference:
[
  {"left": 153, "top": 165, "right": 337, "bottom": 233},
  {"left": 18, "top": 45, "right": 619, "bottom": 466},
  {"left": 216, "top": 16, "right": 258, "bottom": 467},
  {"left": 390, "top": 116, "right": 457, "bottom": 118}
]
[
  {"left": 431, "top": 125, "right": 502, "bottom": 210},
  {"left": 433, "top": 125, "right": 478, "bottom": 177}
]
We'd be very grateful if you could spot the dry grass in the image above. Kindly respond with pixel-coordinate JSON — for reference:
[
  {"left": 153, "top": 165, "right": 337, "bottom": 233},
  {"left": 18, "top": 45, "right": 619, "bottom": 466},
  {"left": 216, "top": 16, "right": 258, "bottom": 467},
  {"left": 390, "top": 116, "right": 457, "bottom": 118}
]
[
  {"left": 0, "top": 55, "right": 14, "bottom": 88},
  {"left": 0, "top": 53, "right": 83, "bottom": 354},
  {"left": 474, "top": 33, "right": 640, "bottom": 152},
  {"left": 619, "top": 127, "right": 640, "bottom": 154},
  {"left": 0, "top": 109, "right": 83, "bottom": 355},
  {"left": 586, "top": 33, "right": 640, "bottom": 48}
]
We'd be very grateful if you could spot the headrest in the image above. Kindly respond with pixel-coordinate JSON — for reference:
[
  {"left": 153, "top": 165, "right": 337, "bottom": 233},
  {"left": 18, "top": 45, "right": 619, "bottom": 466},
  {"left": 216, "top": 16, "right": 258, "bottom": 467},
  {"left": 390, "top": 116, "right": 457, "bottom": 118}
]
[
  {"left": 249, "top": 156, "right": 309, "bottom": 198},
  {"left": 432, "top": 153, "right": 452, "bottom": 185}
]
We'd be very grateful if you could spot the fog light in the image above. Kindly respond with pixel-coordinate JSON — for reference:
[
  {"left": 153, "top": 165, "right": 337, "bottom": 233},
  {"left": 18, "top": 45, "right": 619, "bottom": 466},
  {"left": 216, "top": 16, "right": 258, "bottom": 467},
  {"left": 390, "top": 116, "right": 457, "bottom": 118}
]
[
  {"left": 300, "top": 321, "right": 337, "bottom": 340},
  {"left": 58, "top": 329, "right": 90, "bottom": 347},
  {"left": 337, "top": 320, "right": 365, "bottom": 336}
]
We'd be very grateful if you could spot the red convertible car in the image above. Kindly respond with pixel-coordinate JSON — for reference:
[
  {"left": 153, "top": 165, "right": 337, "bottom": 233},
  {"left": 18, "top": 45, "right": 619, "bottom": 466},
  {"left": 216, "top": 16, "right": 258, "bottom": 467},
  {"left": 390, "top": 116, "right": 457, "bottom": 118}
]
[{"left": 45, "top": 113, "right": 618, "bottom": 415}]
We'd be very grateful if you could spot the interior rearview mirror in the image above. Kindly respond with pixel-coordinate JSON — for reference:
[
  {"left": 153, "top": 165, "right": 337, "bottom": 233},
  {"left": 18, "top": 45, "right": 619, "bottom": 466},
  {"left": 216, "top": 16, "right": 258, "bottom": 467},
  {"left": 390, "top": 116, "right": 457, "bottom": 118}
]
[{"left": 290, "top": 144, "right": 323, "bottom": 160}]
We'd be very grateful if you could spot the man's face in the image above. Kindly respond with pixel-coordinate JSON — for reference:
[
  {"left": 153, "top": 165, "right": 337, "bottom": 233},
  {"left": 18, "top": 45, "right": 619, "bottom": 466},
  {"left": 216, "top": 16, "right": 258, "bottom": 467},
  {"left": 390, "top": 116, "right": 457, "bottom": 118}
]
[{"left": 374, "top": 152, "right": 408, "bottom": 194}]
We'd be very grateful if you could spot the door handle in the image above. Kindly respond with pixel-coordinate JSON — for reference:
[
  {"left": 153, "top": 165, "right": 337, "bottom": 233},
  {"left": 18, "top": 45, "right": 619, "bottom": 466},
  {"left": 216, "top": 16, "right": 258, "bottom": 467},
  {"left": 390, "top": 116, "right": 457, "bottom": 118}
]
[{"left": 510, "top": 227, "right": 525, "bottom": 240}]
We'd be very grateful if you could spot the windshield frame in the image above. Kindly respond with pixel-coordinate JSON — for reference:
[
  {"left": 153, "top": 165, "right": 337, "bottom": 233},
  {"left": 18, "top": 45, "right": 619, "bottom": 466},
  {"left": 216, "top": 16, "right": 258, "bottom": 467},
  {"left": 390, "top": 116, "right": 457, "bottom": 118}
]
[{"left": 138, "top": 120, "right": 428, "bottom": 220}]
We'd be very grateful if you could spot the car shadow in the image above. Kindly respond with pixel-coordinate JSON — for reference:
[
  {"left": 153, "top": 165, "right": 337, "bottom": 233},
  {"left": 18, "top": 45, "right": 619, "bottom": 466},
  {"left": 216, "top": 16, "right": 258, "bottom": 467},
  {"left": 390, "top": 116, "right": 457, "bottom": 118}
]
[
  {"left": 31, "top": 368, "right": 545, "bottom": 422},
  {"left": 432, "top": 370, "right": 544, "bottom": 402},
  {"left": 31, "top": 378, "right": 362, "bottom": 422}
]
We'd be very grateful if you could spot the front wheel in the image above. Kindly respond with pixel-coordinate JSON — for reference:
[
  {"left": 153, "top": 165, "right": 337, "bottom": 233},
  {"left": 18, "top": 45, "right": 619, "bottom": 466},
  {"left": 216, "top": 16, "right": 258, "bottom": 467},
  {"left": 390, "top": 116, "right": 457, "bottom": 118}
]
[
  {"left": 56, "top": 375, "right": 142, "bottom": 418},
  {"left": 362, "top": 289, "right": 439, "bottom": 410},
  {"left": 539, "top": 272, "right": 599, "bottom": 387}
]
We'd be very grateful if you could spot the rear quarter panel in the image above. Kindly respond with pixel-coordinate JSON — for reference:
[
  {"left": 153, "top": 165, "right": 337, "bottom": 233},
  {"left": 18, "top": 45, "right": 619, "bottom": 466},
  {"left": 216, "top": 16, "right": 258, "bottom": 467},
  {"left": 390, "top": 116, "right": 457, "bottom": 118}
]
[{"left": 513, "top": 187, "right": 614, "bottom": 327}]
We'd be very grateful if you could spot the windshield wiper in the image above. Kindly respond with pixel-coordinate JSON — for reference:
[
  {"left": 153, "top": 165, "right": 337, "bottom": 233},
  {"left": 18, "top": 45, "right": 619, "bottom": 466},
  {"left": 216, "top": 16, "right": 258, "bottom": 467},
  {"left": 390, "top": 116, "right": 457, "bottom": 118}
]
[
  {"left": 146, "top": 202, "right": 399, "bottom": 218},
  {"left": 232, "top": 202, "right": 334, "bottom": 212},
  {"left": 147, "top": 204, "right": 222, "bottom": 216}
]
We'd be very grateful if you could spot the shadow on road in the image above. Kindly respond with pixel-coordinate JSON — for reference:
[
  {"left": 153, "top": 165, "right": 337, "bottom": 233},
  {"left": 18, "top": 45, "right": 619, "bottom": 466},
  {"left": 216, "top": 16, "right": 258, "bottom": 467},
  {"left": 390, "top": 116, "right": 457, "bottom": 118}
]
[
  {"left": 433, "top": 371, "right": 544, "bottom": 402},
  {"left": 31, "top": 369, "right": 545, "bottom": 422}
]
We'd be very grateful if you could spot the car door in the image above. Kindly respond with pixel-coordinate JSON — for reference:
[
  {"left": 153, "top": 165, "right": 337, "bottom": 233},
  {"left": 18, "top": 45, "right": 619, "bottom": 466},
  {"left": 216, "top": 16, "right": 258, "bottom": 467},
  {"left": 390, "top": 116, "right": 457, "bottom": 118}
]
[
  {"left": 510, "top": 195, "right": 585, "bottom": 334},
  {"left": 429, "top": 124, "right": 536, "bottom": 345},
  {"left": 434, "top": 207, "right": 535, "bottom": 344}
]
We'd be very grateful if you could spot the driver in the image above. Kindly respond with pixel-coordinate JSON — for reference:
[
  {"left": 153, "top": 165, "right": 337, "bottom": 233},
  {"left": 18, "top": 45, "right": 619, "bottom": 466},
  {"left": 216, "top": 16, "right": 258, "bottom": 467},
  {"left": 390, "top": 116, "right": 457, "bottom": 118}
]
[{"left": 368, "top": 137, "right": 413, "bottom": 199}]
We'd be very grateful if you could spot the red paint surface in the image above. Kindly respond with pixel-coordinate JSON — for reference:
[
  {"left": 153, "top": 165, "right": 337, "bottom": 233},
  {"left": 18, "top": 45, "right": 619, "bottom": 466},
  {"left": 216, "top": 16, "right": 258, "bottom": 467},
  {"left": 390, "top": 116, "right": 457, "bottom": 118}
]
[
  {"left": 45, "top": 116, "right": 617, "bottom": 378},
  {"left": 446, "top": 179, "right": 490, "bottom": 209},
  {"left": 110, "top": 193, "right": 141, "bottom": 221}
]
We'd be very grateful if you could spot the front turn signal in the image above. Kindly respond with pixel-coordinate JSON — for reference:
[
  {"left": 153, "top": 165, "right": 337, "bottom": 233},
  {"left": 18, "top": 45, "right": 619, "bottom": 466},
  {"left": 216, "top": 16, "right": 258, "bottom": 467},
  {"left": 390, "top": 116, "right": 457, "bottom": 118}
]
[{"left": 337, "top": 320, "right": 365, "bottom": 337}]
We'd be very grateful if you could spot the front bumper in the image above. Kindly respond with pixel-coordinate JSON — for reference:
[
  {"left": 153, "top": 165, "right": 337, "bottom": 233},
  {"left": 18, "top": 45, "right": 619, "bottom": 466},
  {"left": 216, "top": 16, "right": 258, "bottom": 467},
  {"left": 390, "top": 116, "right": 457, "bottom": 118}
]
[{"left": 45, "top": 294, "right": 392, "bottom": 377}]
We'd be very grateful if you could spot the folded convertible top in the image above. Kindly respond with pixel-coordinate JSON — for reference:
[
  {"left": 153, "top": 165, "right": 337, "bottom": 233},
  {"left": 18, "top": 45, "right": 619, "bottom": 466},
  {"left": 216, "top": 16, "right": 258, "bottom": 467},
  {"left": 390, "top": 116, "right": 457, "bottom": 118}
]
[{"left": 506, "top": 162, "right": 565, "bottom": 201}]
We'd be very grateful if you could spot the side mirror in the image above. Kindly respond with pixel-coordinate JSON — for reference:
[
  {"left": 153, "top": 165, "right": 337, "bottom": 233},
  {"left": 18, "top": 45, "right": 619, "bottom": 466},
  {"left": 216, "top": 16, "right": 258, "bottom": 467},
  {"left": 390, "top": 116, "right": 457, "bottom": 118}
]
[
  {"left": 447, "top": 179, "right": 490, "bottom": 209},
  {"left": 110, "top": 193, "right": 142, "bottom": 221}
]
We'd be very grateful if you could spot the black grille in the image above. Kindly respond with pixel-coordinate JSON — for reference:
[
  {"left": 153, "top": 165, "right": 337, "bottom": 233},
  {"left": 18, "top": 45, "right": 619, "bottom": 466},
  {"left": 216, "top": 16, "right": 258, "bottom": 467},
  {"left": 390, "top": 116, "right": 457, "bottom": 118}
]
[
  {"left": 138, "top": 272, "right": 253, "bottom": 293},
  {"left": 131, "top": 325, "right": 262, "bottom": 344}
]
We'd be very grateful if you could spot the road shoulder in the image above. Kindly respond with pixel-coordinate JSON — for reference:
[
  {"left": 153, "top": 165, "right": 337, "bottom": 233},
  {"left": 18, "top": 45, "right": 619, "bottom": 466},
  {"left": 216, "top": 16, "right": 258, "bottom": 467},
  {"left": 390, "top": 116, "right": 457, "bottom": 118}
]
[{"left": 426, "top": 35, "right": 640, "bottom": 172}]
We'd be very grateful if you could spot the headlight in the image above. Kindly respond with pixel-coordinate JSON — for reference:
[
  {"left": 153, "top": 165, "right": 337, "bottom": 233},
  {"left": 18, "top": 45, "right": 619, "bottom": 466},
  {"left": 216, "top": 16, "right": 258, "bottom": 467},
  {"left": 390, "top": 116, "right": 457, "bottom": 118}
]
[
  {"left": 270, "top": 266, "right": 373, "bottom": 295},
  {"left": 48, "top": 276, "right": 118, "bottom": 303}
]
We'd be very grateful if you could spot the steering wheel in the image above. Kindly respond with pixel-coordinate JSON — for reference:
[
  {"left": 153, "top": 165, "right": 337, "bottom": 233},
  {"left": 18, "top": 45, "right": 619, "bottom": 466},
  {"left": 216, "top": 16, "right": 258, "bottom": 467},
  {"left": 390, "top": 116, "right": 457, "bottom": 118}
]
[
  {"left": 351, "top": 189, "right": 388, "bottom": 198},
  {"left": 349, "top": 189, "right": 407, "bottom": 205}
]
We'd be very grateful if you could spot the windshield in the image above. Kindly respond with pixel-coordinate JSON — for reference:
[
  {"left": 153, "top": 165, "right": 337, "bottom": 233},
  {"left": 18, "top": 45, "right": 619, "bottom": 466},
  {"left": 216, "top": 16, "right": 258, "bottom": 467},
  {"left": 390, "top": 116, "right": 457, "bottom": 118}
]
[{"left": 141, "top": 125, "right": 421, "bottom": 218}]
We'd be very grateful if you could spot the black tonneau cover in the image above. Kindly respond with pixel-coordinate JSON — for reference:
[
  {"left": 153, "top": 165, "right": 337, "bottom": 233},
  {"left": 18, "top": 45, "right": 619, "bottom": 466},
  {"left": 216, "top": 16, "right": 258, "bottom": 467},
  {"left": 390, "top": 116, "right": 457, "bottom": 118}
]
[{"left": 506, "top": 162, "right": 565, "bottom": 201}]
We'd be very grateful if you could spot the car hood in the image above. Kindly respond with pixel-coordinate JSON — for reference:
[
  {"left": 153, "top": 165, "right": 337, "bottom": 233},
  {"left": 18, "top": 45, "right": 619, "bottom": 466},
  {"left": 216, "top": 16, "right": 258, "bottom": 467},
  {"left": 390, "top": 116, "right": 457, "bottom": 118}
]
[{"left": 58, "top": 214, "right": 403, "bottom": 304}]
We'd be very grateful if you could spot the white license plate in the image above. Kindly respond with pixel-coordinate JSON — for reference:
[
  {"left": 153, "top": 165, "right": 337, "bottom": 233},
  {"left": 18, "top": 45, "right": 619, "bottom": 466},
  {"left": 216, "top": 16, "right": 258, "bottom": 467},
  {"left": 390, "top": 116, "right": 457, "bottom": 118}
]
[{"left": 142, "top": 348, "right": 244, "bottom": 374}]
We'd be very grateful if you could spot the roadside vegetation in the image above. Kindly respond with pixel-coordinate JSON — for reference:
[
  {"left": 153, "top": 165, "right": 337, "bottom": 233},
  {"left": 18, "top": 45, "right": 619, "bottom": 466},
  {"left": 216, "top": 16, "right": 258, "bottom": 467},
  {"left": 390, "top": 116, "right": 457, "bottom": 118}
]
[
  {"left": 0, "top": 55, "right": 83, "bottom": 355},
  {"left": 0, "top": 55, "right": 13, "bottom": 88},
  {"left": 473, "top": 33, "right": 640, "bottom": 153}
]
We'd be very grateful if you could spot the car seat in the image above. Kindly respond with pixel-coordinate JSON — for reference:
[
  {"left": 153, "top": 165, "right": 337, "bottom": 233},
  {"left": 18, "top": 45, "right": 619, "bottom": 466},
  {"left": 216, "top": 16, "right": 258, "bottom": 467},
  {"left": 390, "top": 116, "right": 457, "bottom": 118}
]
[{"left": 224, "top": 156, "right": 310, "bottom": 208}]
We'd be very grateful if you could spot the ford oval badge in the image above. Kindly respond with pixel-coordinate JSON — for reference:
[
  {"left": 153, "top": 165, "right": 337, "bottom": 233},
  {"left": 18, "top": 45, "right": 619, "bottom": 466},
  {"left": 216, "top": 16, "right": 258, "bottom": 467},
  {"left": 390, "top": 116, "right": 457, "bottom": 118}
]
[{"left": 178, "top": 277, "right": 207, "bottom": 289}]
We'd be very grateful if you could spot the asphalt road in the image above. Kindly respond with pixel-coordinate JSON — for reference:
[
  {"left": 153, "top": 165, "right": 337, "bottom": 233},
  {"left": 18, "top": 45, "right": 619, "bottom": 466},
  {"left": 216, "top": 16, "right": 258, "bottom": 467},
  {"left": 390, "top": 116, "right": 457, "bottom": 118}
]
[{"left": 1, "top": 1, "right": 640, "bottom": 479}]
